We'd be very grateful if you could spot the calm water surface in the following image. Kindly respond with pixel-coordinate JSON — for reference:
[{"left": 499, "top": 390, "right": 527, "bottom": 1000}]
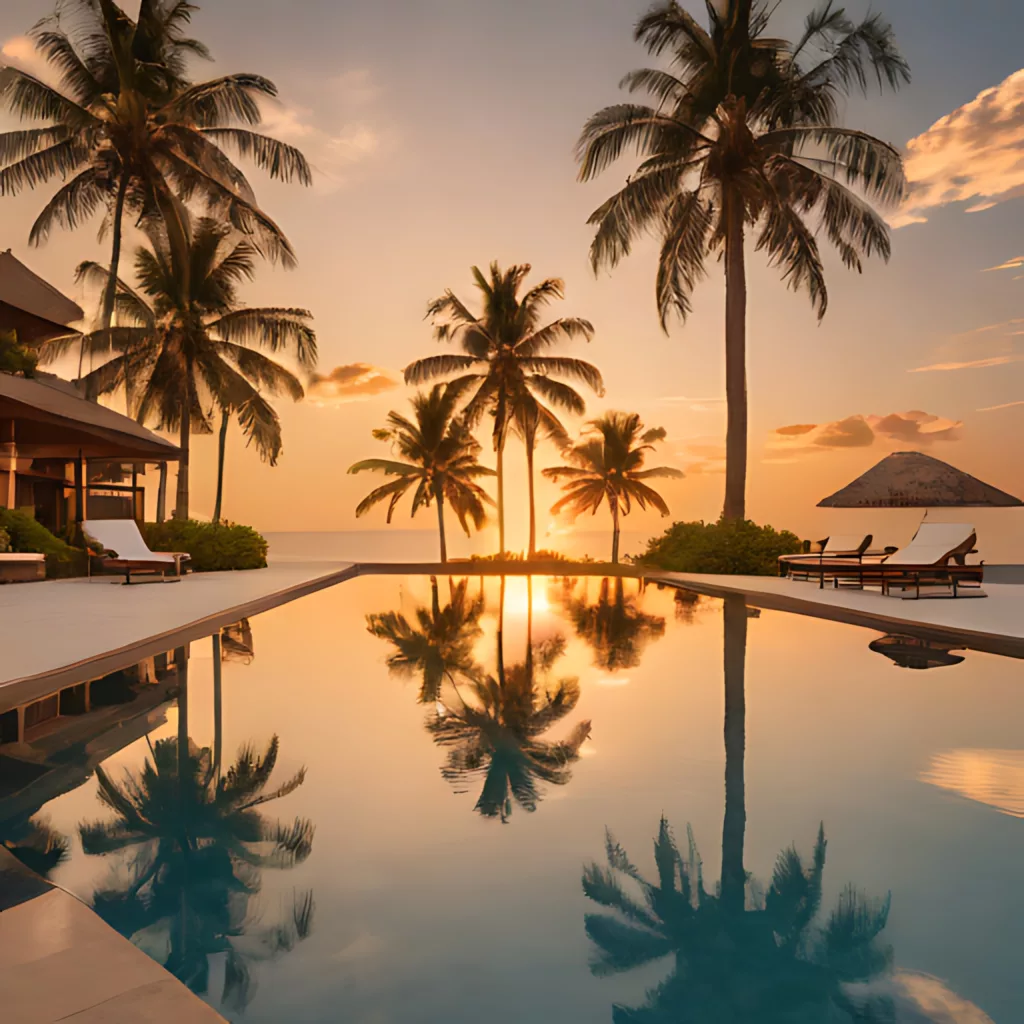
[{"left": 6, "top": 575, "right": 1024, "bottom": 1022}]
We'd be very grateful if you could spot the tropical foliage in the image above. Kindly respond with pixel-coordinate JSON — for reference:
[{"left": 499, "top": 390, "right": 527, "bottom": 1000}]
[
  {"left": 0, "top": 329, "right": 37, "bottom": 375},
  {"left": 367, "top": 576, "right": 484, "bottom": 702},
  {"left": 0, "top": 0, "right": 310, "bottom": 343},
  {"left": 639, "top": 517, "right": 803, "bottom": 575},
  {"left": 405, "top": 262, "right": 603, "bottom": 556},
  {"left": 44, "top": 214, "right": 316, "bottom": 519},
  {"left": 349, "top": 382, "right": 495, "bottom": 562},
  {"left": 142, "top": 518, "right": 268, "bottom": 570},
  {"left": 1, "top": 814, "right": 70, "bottom": 877},
  {"left": 577, "top": 0, "right": 909, "bottom": 520},
  {"left": 544, "top": 411, "right": 681, "bottom": 562},
  {"left": 79, "top": 733, "right": 314, "bottom": 1009}
]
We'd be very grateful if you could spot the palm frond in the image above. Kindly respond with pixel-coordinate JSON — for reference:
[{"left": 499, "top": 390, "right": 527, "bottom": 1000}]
[{"left": 202, "top": 127, "right": 312, "bottom": 186}]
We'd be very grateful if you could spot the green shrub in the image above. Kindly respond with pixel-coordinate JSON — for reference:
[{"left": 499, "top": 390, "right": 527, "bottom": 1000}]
[
  {"left": 0, "top": 526, "right": 9, "bottom": 553},
  {"left": 636, "top": 518, "right": 803, "bottom": 576},
  {"left": 0, "top": 328, "right": 38, "bottom": 376},
  {"left": 142, "top": 519, "right": 268, "bottom": 571},
  {"left": 0, "top": 508, "right": 86, "bottom": 577},
  {"left": 468, "top": 549, "right": 592, "bottom": 564}
]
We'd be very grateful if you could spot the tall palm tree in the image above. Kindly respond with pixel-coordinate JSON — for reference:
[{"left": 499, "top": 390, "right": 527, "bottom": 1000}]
[
  {"left": 544, "top": 411, "right": 682, "bottom": 563},
  {"left": 44, "top": 213, "right": 316, "bottom": 519},
  {"left": 427, "top": 577, "right": 591, "bottom": 821},
  {"left": 0, "top": 0, "right": 310, "bottom": 352},
  {"left": 576, "top": 0, "right": 909, "bottom": 520},
  {"left": 367, "top": 576, "right": 484, "bottom": 703},
  {"left": 405, "top": 262, "right": 603, "bottom": 556},
  {"left": 349, "top": 382, "right": 495, "bottom": 563},
  {"left": 79, "top": 732, "right": 314, "bottom": 1008},
  {"left": 563, "top": 576, "right": 666, "bottom": 671}
]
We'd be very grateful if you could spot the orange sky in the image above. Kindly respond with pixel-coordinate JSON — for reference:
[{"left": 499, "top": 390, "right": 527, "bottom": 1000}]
[{"left": 2, "top": 1, "right": 1023, "bottom": 558}]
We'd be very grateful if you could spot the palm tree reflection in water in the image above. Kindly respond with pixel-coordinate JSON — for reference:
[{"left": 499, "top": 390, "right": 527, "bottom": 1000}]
[
  {"left": 78, "top": 646, "right": 314, "bottom": 1011},
  {"left": 369, "top": 576, "right": 591, "bottom": 821},
  {"left": 367, "top": 576, "right": 485, "bottom": 703},
  {"left": 582, "top": 595, "right": 897, "bottom": 1021},
  {"left": 563, "top": 576, "right": 666, "bottom": 671}
]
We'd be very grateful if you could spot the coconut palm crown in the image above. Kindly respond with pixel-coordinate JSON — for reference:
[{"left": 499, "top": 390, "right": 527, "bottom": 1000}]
[
  {"left": 576, "top": 0, "right": 909, "bottom": 521},
  {"left": 405, "top": 262, "right": 603, "bottom": 556},
  {"left": 349, "top": 382, "right": 495, "bottom": 562},
  {"left": 544, "top": 411, "right": 682, "bottom": 562},
  {"left": 0, "top": 0, "right": 311, "bottom": 346},
  {"left": 43, "top": 213, "right": 316, "bottom": 519}
]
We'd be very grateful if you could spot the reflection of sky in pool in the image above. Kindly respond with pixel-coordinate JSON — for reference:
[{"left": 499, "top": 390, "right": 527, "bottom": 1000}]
[{"left": 12, "top": 575, "right": 1023, "bottom": 1022}]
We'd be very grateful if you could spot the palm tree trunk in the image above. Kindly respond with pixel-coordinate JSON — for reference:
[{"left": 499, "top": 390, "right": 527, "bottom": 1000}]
[
  {"left": 213, "top": 407, "right": 229, "bottom": 523},
  {"left": 496, "top": 438, "right": 506, "bottom": 557},
  {"left": 723, "top": 186, "right": 748, "bottom": 522},
  {"left": 610, "top": 496, "right": 621, "bottom": 564},
  {"left": 435, "top": 486, "right": 448, "bottom": 563},
  {"left": 212, "top": 632, "right": 222, "bottom": 782},
  {"left": 720, "top": 593, "right": 747, "bottom": 915},
  {"left": 174, "top": 400, "right": 190, "bottom": 521},
  {"left": 496, "top": 574, "right": 506, "bottom": 685},
  {"left": 156, "top": 462, "right": 167, "bottom": 522},
  {"left": 526, "top": 427, "right": 537, "bottom": 558},
  {"left": 82, "top": 172, "right": 129, "bottom": 384}
]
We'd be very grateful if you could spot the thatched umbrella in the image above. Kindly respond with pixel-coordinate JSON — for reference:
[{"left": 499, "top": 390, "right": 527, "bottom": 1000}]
[{"left": 818, "top": 451, "right": 1022, "bottom": 508}]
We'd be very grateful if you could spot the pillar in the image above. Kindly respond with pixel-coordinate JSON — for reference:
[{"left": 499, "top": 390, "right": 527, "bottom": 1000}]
[{"left": 2, "top": 419, "right": 15, "bottom": 510}]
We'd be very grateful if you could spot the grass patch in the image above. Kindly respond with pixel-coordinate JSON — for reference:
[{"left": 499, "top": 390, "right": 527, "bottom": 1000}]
[
  {"left": 636, "top": 518, "right": 803, "bottom": 576},
  {"left": 142, "top": 519, "right": 268, "bottom": 571}
]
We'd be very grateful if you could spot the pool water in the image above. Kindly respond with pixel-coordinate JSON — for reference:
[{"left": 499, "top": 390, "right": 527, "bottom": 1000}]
[{"left": 9, "top": 575, "right": 1024, "bottom": 1022}]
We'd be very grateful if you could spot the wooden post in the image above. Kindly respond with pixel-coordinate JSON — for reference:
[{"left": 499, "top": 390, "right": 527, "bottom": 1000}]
[
  {"left": 74, "top": 451, "right": 85, "bottom": 523},
  {"left": 131, "top": 463, "right": 139, "bottom": 521},
  {"left": 2, "top": 419, "right": 15, "bottom": 510},
  {"left": 156, "top": 462, "right": 167, "bottom": 523}
]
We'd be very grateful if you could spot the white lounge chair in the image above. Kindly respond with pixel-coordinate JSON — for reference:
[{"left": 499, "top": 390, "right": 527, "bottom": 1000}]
[{"left": 83, "top": 519, "right": 190, "bottom": 584}]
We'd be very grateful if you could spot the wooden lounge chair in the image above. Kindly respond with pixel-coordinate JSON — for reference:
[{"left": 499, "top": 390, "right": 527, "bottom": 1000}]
[
  {"left": 780, "top": 522, "right": 983, "bottom": 599},
  {"left": 83, "top": 519, "right": 190, "bottom": 584},
  {"left": 779, "top": 534, "right": 873, "bottom": 581}
]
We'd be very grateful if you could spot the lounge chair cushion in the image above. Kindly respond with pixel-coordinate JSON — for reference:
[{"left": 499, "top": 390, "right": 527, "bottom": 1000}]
[
  {"left": 883, "top": 522, "right": 976, "bottom": 566},
  {"left": 83, "top": 520, "right": 186, "bottom": 566}
]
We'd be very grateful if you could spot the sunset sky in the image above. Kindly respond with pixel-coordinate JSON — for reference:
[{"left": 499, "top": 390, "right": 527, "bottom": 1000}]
[{"left": 2, "top": 0, "right": 1023, "bottom": 556}]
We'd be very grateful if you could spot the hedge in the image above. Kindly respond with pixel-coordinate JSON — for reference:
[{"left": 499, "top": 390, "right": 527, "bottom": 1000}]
[
  {"left": 636, "top": 518, "right": 804, "bottom": 576},
  {"left": 142, "top": 519, "right": 268, "bottom": 571},
  {"left": 0, "top": 508, "right": 86, "bottom": 577}
]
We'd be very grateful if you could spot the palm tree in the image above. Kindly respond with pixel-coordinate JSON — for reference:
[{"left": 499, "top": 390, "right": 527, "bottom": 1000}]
[
  {"left": 563, "top": 576, "right": 666, "bottom": 671},
  {"left": 1, "top": 814, "right": 70, "bottom": 877},
  {"left": 576, "top": 0, "right": 909, "bottom": 520},
  {"left": 79, "top": 732, "right": 315, "bottom": 1008},
  {"left": 349, "top": 382, "right": 495, "bottom": 563},
  {"left": 544, "top": 411, "right": 682, "bottom": 563},
  {"left": 0, "top": 0, "right": 310, "bottom": 352},
  {"left": 367, "top": 576, "right": 484, "bottom": 703},
  {"left": 427, "top": 577, "right": 591, "bottom": 821},
  {"left": 405, "top": 262, "right": 603, "bottom": 556},
  {"left": 44, "top": 213, "right": 316, "bottom": 519}
]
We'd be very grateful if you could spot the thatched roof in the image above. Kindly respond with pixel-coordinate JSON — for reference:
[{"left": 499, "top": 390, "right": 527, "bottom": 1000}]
[
  {"left": 0, "top": 372, "right": 179, "bottom": 461},
  {"left": 818, "top": 452, "right": 1022, "bottom": 508}
]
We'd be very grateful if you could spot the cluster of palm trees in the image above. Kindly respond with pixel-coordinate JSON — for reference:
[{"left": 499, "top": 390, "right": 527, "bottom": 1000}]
[
  {"left": 0, "top": 0, "right": 316, "bottom": 520},
  {"left": 352, "top": 0, "right": 910, "bottom": 561},
  {"left": 350, "top": 262, "right": 680, "bottom": 563}
]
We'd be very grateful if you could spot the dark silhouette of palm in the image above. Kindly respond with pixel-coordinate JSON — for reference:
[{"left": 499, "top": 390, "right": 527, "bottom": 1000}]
[
  {"left": 78, "top": 734, "right": 314, "bottom": 1009},
  {"left": 367, "top": 576, "right": 484, "bottom": 703},
  {"left": 564, "top": 577, "right": 666, "bottom": 671},
  {"left": 1, "top": 814, "right": 69, "bottom": 877},
  {"left": 582, "top": 820, "right": 893, "bottom": 1022},
  {"left": 428, "top": 578, "right": 591, "bottom": 821}
]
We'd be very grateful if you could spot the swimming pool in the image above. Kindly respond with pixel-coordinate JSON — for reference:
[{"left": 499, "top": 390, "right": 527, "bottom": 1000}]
[{"left": 4, "top": 574, "right": 1022, "bottom": 1022}]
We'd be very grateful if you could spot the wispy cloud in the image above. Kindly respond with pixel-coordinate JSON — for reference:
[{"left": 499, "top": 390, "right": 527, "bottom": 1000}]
[
  {"left": 770, "top": 410, "right": 962, "bottom": 454},
  {"left": 674, "top": 440, "right": 726, "bottom": 474},
  {"left": 307, "top": 363, "right": 400, "bottom": 407},
  {"left": 257, "top": 69, "right": 385, "bottom": 193},
  {"left": 977, "top": 399, "right": 1024, "bottom": 412},
  {"left": 982, "top": 255, "right": 1024, "bottom": 273},
  {"left": 909, "top": 355, "right": 1024, "bottom": 372},
  {"left": 893, "top": 68, "right": 1024, "bottom": 228},
  {"left": 0, "top": 36, "right": 53, "bottom": 81}
]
